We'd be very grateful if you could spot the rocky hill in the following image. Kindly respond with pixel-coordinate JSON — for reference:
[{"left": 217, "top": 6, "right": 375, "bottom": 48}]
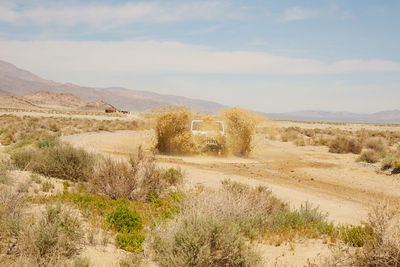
[{"left": 0, "top": 60, "right": 226, "bottom": 113}]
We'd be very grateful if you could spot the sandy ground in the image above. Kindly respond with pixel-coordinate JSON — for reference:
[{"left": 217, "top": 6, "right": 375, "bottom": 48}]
[
  {"left": 276, "top": 120, "right": 400, "bottom": 132},
  {"left": 60, "top": 129, "right": 400, "bottom": 226}
]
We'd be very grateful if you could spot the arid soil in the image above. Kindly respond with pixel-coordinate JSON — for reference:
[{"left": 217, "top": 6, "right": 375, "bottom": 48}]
[{"left": 62, "top": 128, "right": 400, "bottom": 226}]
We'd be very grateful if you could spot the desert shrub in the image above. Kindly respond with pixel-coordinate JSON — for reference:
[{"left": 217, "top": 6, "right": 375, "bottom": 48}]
[
  {"left": 115, "top": 232, "right": 145, "bottom": 253},
  {"left": 0, "top": 188, "right": 26, "bottom": 248},
  {"left": 90, "top": 157, "right": 139, "bottom": 200},
  {"left": 0, "top": 136, "right": 13, "bottom": 146},
  {"left": 21, "top": 204, "right": 83, "bottom": 266},
  {"left": 0, "top": 160, "right": 13, "bottom": 184},
  {"left": 106, "top": 206, "right": 142, "bottom": 233},
  {"left": 328, "top": 136, "right": 362, "bottom": 154},
  {"left": 119, "top": 254, "right": 143, "bottom": 267},
  {"left": 155, "top": 106, "right": 198, "bottom": 155},
  {"left": 341, "top": 225, "right": 374, "bottom": 247},
  {"left": 358, "top": 149, "right": 380, "bottom": 163},
  {"left": 294, "top": 137, "right": 306, "bottom": 146},
  {"left": 33, "top": 143, "right": 95, "bottom": 181},
  {"left": 72, "top": 257, "right": 92, "bottom": 267},
  {"left": 381, "top": 154, "right": 398, "bottom": 170},
  {"left": 10, "top": 147, "right": 36, "bottom": 169},
  {"left": 106, "top": 206, "right": 145, "bottom": 252},
  {"left": 221, "top": 107, "right": 260, "bottom": 156},
  {"left": 36, "top": 136, "right": 59, "bottom": 149},
  {"left": 345, "top": 203, "right": 400, "bottom": 265},
  {"left": 303, "top": 129, "right": 316, "bottom": 138},
  {"left": 183, "top": 180, "right": 286, "bottom": 238},
  {"left": 42, "top": 180, "right": 55, "bottom": 192},
  {"left": 280, "top": 128, "right": 300, "bottom": 142},
  {"left": 89, "top": 150, "right": 182, "bottom": 201},
  {"left": 152, "top": 213, "right": 261, "bottom": 267},
  {"left": 269, "top": 202, "right": 327, "bottom": 229},
  {"left": 12, "top": 143, "right": 95, "bottom": 182},
  {"left": 162, "top": 167, "right": 183, "bottom": 184},
  {"left": 364, "top": 137, "right": 387, "bottom": 153}
]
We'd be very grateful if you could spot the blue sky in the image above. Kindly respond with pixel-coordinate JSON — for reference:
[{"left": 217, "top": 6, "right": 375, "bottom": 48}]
[{"left": 0, "top": 0, "right": 399, "bottom": 113}]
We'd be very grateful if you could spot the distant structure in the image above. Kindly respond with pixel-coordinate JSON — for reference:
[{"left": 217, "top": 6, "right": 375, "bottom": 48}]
[{"left": 105, "top": 109, "right": 130, "bottom": 114}]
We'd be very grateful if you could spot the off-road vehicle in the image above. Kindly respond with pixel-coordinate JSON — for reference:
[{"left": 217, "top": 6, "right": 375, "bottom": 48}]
[{"left": 191, "top": 119, "right": 225, "bottom": 154}]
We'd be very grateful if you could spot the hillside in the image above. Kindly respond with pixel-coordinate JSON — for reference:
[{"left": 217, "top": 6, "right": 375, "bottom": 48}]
[
  {"left": 0, "top": 60, "right": 226, "bottom": 113},
  {"left": 0, "top": 93, "right": 39, "bottom": 109},
  {"left": 0, "top": 90, "right": 115, "bottom": 111}
]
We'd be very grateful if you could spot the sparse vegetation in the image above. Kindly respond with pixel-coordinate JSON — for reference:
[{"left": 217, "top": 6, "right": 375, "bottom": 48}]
[
  {"left": 329, "top": 136, "right": 362, "bottom": 154},
  {"left": 150, "top": 180, "right": 337, "bottom": 266},
  {"left": 0, "top": 114, "right": 138, "bottom": 146}
]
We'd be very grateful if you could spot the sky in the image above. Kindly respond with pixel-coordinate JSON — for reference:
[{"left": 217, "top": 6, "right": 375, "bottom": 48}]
[{"left": 0, "top": 0, "right": 399, "bottom": 113}]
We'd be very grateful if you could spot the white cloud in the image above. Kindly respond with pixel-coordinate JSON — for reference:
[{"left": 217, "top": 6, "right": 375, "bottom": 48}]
[
  {"left": 281, "top": 6, "right": 351, "bottom": 22},
  {"left": 0, "top": 1, "right": 237, "bottom": 28},
  {"left": 0, "top": 40, "right": 399, "bottom": 75},
  {"left": 282, "top": 7, "right": 321, "bottom": 22}
]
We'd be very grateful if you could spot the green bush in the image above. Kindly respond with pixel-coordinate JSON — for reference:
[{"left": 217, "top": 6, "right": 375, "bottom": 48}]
[
  {"left": 269, "top": 202, "right": 326, "bottom": 229},
  {"left": 12, "top": 143, "right": 95, "bottom": 182},
  {"left": 72, "top": 257, "right": 92, "bottom": 267},
  {"left": 11, "top": 148, "right": 36, "bottom": 169},
  {"left": 106, "top": 206, "right": 142, "bottom": 233},
  {"left": 341, "top": 225, "right": 374, "bottom": 247},
  {"left": 162, "top": 167, "right": 183, "bottom": 184},
  {"left": 0, "top": 136, "right": 13, "bottom": 146},
  {"left": 36, "top": 136, "right": 59, "bottom": 149},
  {"left": 115, "top": 232, "right": 145, "bottom": 253}
]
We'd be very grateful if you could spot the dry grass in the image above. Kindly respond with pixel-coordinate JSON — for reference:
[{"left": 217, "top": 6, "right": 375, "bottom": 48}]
[
  {"left": 0, "top": 114, "right": 139, "bottom": 147},
  {"left": 155, "top": 106, "right": 198, "bottom": 155}
]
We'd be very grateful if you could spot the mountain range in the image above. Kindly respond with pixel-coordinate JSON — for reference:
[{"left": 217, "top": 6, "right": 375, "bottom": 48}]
[
  {"left": 0, "top": 60, "right": 226, "bottom": 113},
  {"left": 0, "top": 59, "right": 399, "bottom": 123}
]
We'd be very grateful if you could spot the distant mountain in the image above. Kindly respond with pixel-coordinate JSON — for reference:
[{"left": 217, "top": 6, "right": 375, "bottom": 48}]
[
  {"left": 0, "top": 60, "right": 226, "bottom": 113},
  {"left": 266, "top": 110, "right": 400, "bottom": 124}
]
